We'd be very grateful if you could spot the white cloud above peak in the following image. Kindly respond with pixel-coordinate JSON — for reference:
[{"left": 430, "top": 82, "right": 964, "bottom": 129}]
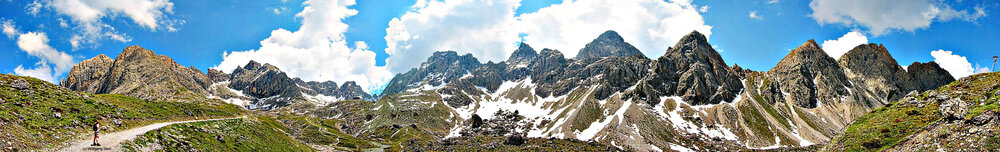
[
  {"left": 43, "top": 0, "right": 182, "bottom": 48},
  {"left": 383, "top": 0, "right": 711, "bottom": 73},
  {"left": 930, "top": 49, "right": 989, "bottom": 79},
  {"left": 384, "top": 0, "right": 522, "bottom": 73},
  {"left": 821, "top": 31, "right": 868, "bottom": 59},
  {"left": 809, "top": 0, "right": 986, "bottom": 36},
  {"left": 214, "top": 0, "right": 392, "bottom": 93},
  {"left": 517, "top": 0, "right": 711, "bottom": 59}
]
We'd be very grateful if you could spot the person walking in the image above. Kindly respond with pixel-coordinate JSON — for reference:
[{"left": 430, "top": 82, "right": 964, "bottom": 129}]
[{"left": 91, "top": 119, "right": 101, "bottom": 146}]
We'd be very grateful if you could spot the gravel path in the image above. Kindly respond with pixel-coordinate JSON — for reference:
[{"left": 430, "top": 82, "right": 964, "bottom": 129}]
[{"left": 57, "top": 116, "right": 244, "bottom": 152}]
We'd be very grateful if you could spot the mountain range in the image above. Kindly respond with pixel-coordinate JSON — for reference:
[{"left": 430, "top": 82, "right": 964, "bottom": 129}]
[{"left": 48, "top": 30, "right": 984, "bottom": 151}]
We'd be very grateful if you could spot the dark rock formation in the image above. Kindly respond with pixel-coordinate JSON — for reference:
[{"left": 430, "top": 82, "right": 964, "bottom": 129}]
[
  {"left": 381, "top": 51, "right": 482, "bottom": 96},
  {"left": 769, "top": 40, "right": 852, "bottom": 108},
  {"left": 906, "top": 62, "right": 955, "bottom": 91},
  {"left": 838, "top": 43, "right": 916, "bottom": 102},
  {"left": 657, "top": 31, "right": 743, "bottom": 105},
  {"left": 575, "top": 30, "right": 643, "bottom": 60}
]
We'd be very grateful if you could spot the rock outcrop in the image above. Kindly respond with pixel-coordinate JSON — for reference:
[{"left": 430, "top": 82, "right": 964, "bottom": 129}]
[
  {"left": 61, "top": 54, "right": 114, "bottom": 93},
  {"left": 906, "top": 61, "right": 955, "bottom": 91}
]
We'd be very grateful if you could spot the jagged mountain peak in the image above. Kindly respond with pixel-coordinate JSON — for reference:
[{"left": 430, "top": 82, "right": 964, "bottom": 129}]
[
  {"left": 508, "top": 42, "right": 537, "bottom": 63},
  {"left": 576, "top": 30, "right": 643, "bottom": 59},
  {"left": 676, "top": 30, "right": 710, "bottom": 46},
  {"left": 596, "top": 30, "right": 625, "bottom": 42},
  {"left": 770, "top": 39, "right": 851, "bottom": 108},
  {"left": 117, "top": 45, "right": 157, "bottom": 60}
]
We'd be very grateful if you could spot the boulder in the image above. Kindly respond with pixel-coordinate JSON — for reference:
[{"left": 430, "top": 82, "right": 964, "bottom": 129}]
[
  {"left": 939, "top": 98, "right": 968, "bottom": 120},
  {"left": 11, "top": 78, "right": 29, "bottom": 90}
]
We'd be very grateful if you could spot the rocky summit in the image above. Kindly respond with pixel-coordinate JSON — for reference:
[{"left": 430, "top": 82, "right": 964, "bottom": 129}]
[
  {"left": 62, "top": 45, "right": 213, "bottom": 102},
  {"left": 575, "top": 30, "right": 644, "bottom": 60}
]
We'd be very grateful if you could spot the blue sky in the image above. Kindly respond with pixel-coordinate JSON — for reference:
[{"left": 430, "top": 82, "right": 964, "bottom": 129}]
[{"left": 2, "top": 0, "right": 998, "bottom": 93}]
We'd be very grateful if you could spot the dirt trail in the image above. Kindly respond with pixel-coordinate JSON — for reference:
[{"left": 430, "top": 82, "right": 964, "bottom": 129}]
[{"left": 57, "top": 116, "right": 244, "bottom": 152}]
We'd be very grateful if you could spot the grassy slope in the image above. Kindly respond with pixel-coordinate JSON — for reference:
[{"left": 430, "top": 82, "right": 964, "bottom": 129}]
[
  {"left": 121, "top": 115, "right": 313, "bottom": 152},
  {"left": 0, "top": 74, "right": 243, "bottom": 151},
  {"left": 825, "top": 72, "right": 1000, "bottom": 151}
]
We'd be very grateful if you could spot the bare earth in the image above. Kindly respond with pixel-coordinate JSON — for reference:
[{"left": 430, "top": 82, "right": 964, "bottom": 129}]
[{"left": 56, "top": 116, "right": 244, "bottom": 152}]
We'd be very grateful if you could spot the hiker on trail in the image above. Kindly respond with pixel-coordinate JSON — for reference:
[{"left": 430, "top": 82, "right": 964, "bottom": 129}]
[{"left": 92, "top": 119, "right": 101, "bottom": 146}]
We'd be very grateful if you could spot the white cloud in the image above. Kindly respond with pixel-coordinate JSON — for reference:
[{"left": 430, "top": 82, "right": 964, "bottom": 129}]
[
  {"left": 26, "top": 1, "right": 43, "bottom": 16},
  {"left": 385, "top": 0, "right": 521, "bottom": 73},
  {"left": 699, "top": 6, "right": 709, "bottom": 13},
  {"left": 517, "top": 0, "right": 712, "bottom": 60},
  {"left": 2, "top": 19, "right": 18, "bottom": 38},
  {"left": 821, "top": 31, "right": 868, "bottom": 59},
  {"left": 214, "top": 0, "right": 392, "bottom": 93},
  {"left": 810, "top": 0, "right": 986, "bottom": 36},
  {"left": 768, "top": 0, "right": 779, "bottom": 4},
  {"left": 13, "top": 32, "right": 75, "bottom": 83},
  {"left": 931, "top": 49, "right": 988, "bottom": 79},
  {"left": 45, "top": 0, "right": 181, "bottom": 48},
  {"left": 749, "top": 10, "right": 762, "bottom": 20},
  {"left": 272, "top": 7, "right": 287, "bottom": 14}
]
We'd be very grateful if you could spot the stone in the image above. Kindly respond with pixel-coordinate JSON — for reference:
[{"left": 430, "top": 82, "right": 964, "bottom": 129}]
[
  {"left": 10, "top": 78, "right": 29, "bottom": 90},
  {"left": 939, "top": 98, "right": 968, "bottom": 120}
]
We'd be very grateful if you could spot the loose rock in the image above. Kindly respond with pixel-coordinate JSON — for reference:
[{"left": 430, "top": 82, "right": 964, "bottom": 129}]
[
  {"left": 10, "top": 79, "right": 29, "bottom": 90},
  {"left": 939, "top": 98, "right": 968, "bottom": 120}
]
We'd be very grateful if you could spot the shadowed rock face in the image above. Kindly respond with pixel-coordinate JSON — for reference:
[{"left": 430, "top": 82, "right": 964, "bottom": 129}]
[
  {"left": 769, "top": 40, "right": 852, "bottom": 108},
  {"left": 657, "top": 31, "right": 743, "bottom": 105},
  {"left": 508, "top": 43, "right": 538, "bottom": 66},
  {"left": 838, "top": 43, "right": 916, "bottom": 102},
  {"left": 226, "top": 60, "right": 373, "bottom": 109},
  {"left": 380, "top": 51, "right": 482, "bottom": 97},
  {"left": 575, "top": 30, "right": 644, "bottom": 60},
  {"left": 62, "top": 45, "right": 213, "bottom": 102},
  {"left": 906, "top": 61, "right": 955, "bottom": 91},
  {"left": 61, "top": 54, "right": 114, "bottom": 93}
]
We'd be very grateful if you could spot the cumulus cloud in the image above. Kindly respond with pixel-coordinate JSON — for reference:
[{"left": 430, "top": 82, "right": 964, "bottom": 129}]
[
  {"left": 810, "top": 0, "right": 986, "bottom": 36},
  {"left": 930, "top": 49, "right": 989, "bottom": 79},
  {"left": 517, "top": 0, "right": 712, "bottom": 60},
  {"left": 44, "top": 0, "right": 181, "bottom": 48},
  {"left": 749, "top": 11, "right": 762, "bottom": 20},
  {"left": 384, "top": 0, "right": 521, "bottom": 73},
  {"left": 2, "top": 19, "right": 18, "bottom": 38},
  {"left": 214, "top": 0, "right": 392, "bottom": 93},
  {"left": 12, "top": 32, "right": 75, "bottom": 83},
  {"left": 821, "top": 31, "right": 868, "bottom": 59},
  {"left": 699, "top": 6, "right": 709, "bottom": 13}
]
